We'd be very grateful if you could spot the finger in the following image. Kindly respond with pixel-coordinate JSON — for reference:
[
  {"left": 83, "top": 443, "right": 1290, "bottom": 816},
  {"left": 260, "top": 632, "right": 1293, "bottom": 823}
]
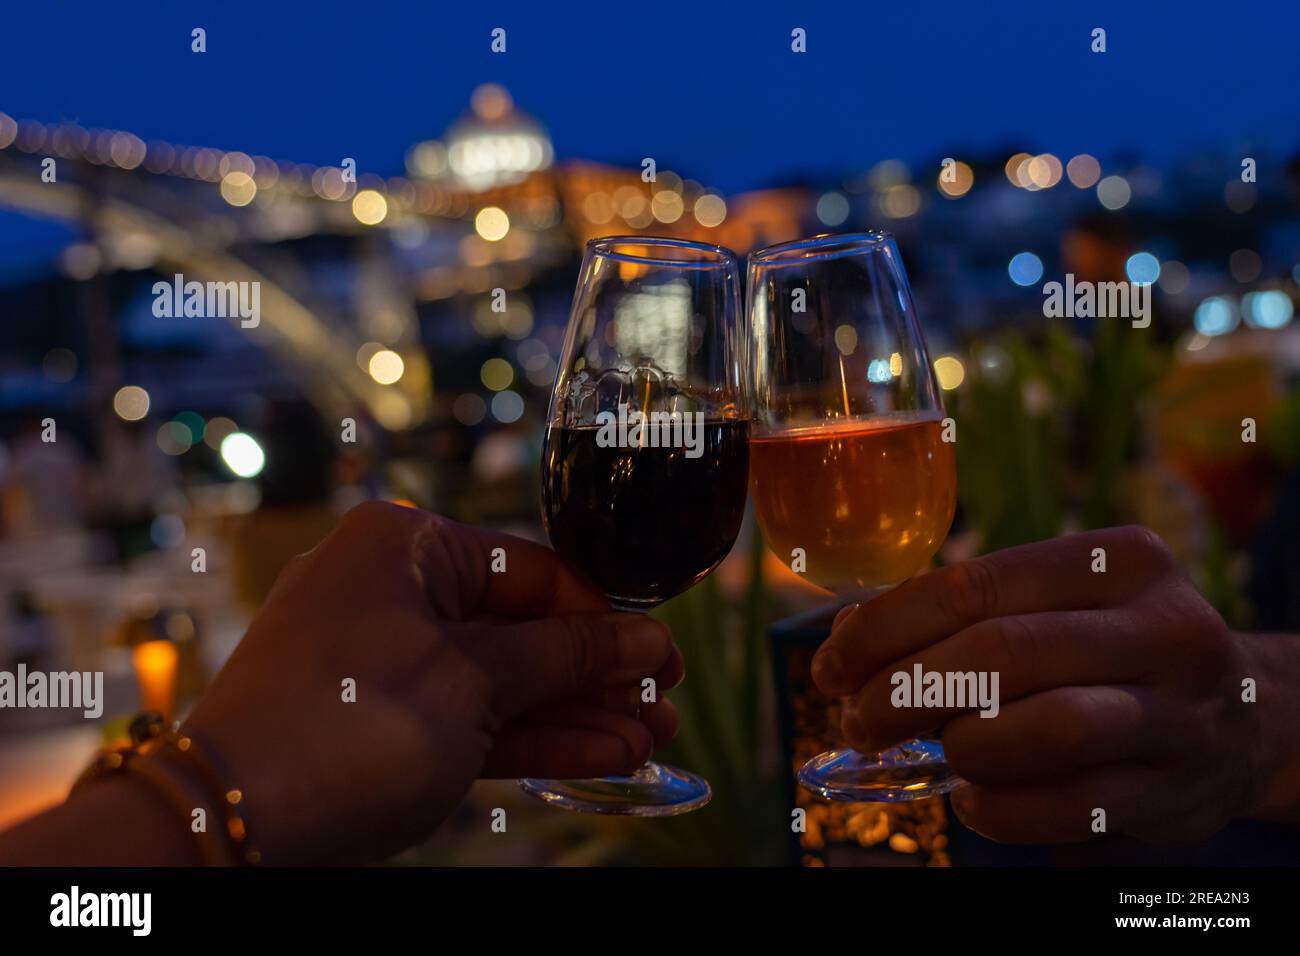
[
  {"left": 654, "top": 644, "right": 686, "bottom": 692},
  {"left": 512, "top": 693, "right": 679, "bottom": 751},
  {"left": 322, "top": 501, "right": 610, "bottom": 620},
  {"left": 638, "top": 697, "right": 679, "bottom": 749},
  {"left": 581, "top": 657, "right": 682, "bottom": 717},
  {"left": 408, "top": 513, "right": 610, "bottom": 620},
  {"left": 471, "top": 613, "right": 674, "bottom": 715},
  {"left": 812, "top": 526, "right": 1178, "bottom": 697},
  {"left": 586, "top": 684, "right": 642, "bottom": 717},
  {"left": 832, "top": 603, "right": 859, "bottom": 632},
  {"left": 948, "top": 764, "right": 1166, "bottom": 844},
  {"left": 482, "top": 700, "right": 653, "bottom": 777},
  {"left": 584, "top": 646, "right": 684, "bottom": 707},
  {"left": 846, "top": 609, "right": 1161, "bottom": 750},
  {"left": 569, "top": 682, "right": 679, "bottom": 741},
  {"left": 937, "top": 685, "right": 1160, "bottom": 786},
  {"left": 481, "top": 726, "right": 648, "bottom": 779}
]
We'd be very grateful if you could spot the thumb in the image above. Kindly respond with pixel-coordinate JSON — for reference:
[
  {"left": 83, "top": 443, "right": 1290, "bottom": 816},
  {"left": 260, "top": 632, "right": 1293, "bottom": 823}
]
[{"left": 471, "top": 612, "right": 673, "bottom": 716}]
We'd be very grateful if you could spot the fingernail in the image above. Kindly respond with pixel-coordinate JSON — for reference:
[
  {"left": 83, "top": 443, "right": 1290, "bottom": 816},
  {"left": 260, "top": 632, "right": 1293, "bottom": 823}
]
[
  {"left": 811, "top": 646, "right": 847, "bottom": 694},
  {"left": 831, "top": 603, "right": 860, "bottom": 631},
  {"left": 619, "top": 736, "right": 641, "bottom": 775},
  {"left": 615, "top": 616, "right": 669, "bottom": 670}
]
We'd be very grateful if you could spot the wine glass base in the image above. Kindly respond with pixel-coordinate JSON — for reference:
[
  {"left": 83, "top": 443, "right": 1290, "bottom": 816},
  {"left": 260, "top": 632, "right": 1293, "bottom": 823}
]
[
  {"left": 519, "top": 761, "right": 711, "bottom": 816},
  {"left": 798, "top": 741, "right": 965, "bottom": 802}
]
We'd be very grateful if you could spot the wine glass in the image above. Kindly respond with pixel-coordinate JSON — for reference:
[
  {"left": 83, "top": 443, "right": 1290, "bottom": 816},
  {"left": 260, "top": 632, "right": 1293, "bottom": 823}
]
[
  {"left": 746, "top": 231, "right": 961, "bottom": 802},
  {"left": 520, "top": 236, "right": 750, "bottom": 815}
]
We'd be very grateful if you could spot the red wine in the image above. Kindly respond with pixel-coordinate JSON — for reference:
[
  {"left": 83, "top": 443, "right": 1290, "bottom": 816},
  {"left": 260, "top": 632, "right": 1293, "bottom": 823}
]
[{"left": 543, "top": 419, "right": 750, "bottom": 609}]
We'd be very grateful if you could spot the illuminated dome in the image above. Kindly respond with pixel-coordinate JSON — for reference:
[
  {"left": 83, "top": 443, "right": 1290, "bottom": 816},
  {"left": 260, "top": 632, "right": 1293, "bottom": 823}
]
[{"left": 407, "top": 84, "right": 552, "bottom": 191}]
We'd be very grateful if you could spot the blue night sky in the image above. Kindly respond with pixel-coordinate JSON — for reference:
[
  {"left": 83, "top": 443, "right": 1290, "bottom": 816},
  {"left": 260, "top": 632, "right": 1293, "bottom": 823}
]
[{"left": 2, "top": 1, "right": 1298, "bottom": 279}]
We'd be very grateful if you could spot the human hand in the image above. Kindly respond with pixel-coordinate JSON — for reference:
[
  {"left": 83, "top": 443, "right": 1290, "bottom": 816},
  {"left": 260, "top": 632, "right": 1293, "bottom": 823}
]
[
  {"left": 810, "top": 526, "right": 1300, "bottom": 844},
  {"left": 183, "top": 501, "right": 682, "bottom": 864}
]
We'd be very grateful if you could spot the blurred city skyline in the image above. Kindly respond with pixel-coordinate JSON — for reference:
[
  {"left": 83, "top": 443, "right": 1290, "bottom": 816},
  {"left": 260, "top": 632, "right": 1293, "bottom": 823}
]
[{"left": 3, "top": 2, "right": 1300, "bottom": 280}]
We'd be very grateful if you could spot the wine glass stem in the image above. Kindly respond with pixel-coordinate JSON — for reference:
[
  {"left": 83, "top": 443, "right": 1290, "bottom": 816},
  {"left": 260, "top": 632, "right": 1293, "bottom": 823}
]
[{"left": 610, "top": 603, "right": 653, "bottom": 772}]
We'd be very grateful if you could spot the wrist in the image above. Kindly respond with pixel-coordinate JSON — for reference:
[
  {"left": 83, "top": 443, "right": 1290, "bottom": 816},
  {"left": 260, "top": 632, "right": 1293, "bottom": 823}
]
[
  {"left": 1237, "top": 630, "right": 1300, "bottom": 825},
  {"left": 177, "top": 713, "right": 296, "bottom": 864},
  {"left": 0, "top": 773, "right": 203, "bottom": 866},
  {"left": 61, "top": 715, "right": 265, "bottom": 865},
  {"left": 85, "top": 771, "right": 209, "bottom": 865},
  {"left": 148, "top": 738, "right": 263, "bottom": 865}
]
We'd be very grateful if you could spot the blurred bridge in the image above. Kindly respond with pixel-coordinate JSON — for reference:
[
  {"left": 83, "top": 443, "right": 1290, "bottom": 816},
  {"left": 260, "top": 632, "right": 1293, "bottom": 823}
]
[{"left": 0, "top": 87, "right": 806, "bottom": 430}]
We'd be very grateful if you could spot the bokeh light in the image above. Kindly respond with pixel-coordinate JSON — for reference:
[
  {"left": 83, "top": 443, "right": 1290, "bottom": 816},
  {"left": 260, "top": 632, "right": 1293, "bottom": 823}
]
[
  {"left": 368, "top": 349, "right": 405, "bottom": 384},
  {"left": 833, "top": 325, "right": 858, "bottom": 355},
  {"left": 880, "top": 185, "right": 919, "bottom": 218},
  {"left": 61, "top": 243, "right": 101, "bottom": 280},
  {"left": 156, "top": 421, "right": 193, "bottom": 456},
  {"left": 220, "top": 432, "right": 266, "bottom": 478},
  {"left": 1125, "top": 252, "right": 1160, "bottom": 285},
  {"left": 113, "top": 385, "right": 150, "bottom": 421},
  {"left": 1004, "top": 153, "right": 1032, "bottom": 187},
  {"left": 1066, "top": 154, "right": 1101, "bottom": 188},
  {"left": 934, "top": 355, "right": 966, "bottom": 390},
  {"left": 203, "top": 417, "right": 238, "bottom": 450},
  {"left": 491, "top": 390, "right": 525, "bottom": 423},
  {"left": 583, "top": 191, "right": 615, "bottom": 224},
  {"left": 172, "top": 411, "right": 206, "bottom": 444},
  {"left": 650, "top": 190, "right": 684, "bottom": 223},
  {"left": 867, "top": 358, "right": 893, "bottom": 383},
  {"left": 352, "top": 190, "right": 388, "bottom": 225},
  {"left": 693, "top": 194, "right": 727, "bottom": 227},
  {"left": 1025, "top": 154, "right": 1062, "bottom": 189},
  {"left": 816, "top": 192, "right": 850, "bottom": 226},
  {"left": 220, "top": 171, "right": 257, "bottom": 207},
  {"left": 1097, "top": 175, "right": 1131, "bottom": 210},
  {"left": 1194, "top": 296, "right": 1238, "bottom": 336},
  {"left": 1243, "top": 290, "right": 1294, "bottom": 329},
  {"left": 1008, "top": 252, "right": 1044, "bottom": 287},
  {"left": 937, "top": 161, "right": 974, "bottom": 198},
  {"left": 480, "top": 357, "right": 514, "bottom": 391},
  {"left": 474, "top": 206, "right": 510, "bottom": 241}
]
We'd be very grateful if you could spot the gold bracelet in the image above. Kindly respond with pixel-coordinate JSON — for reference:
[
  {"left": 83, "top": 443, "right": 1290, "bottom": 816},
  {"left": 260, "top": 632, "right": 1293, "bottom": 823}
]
[
  {"left": 162, "top": 725, "right": 262, "bottom": 865},
  {"left": 71, "top": 711, "right": 261, "bottom": 866}
]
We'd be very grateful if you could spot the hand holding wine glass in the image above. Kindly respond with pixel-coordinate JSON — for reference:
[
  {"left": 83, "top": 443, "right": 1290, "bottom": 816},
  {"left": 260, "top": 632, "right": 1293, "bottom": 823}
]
[
  {"left": 0, "top": 501, "right": 685, "bottom": 865},
  {"left": 812, "top": 526, "right": 1300, "bottom": 845}
]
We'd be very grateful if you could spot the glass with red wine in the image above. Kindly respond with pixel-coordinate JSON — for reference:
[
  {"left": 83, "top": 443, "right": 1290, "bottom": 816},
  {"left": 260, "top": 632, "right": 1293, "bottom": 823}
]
[{"left": 520, "top": 236, "right": 750, "bottom": 815}]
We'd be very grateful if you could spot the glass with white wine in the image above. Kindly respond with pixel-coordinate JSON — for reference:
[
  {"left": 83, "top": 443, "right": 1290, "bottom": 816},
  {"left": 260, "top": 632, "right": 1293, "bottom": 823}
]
[{"left": 747, "top": 231, "right": 960, "bottom": 802}]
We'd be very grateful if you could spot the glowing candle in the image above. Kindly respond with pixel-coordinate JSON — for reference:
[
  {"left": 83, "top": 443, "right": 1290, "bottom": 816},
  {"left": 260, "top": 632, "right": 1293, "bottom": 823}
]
[{"left": 132, "top": 640, "right": 179, "bottom": 720}]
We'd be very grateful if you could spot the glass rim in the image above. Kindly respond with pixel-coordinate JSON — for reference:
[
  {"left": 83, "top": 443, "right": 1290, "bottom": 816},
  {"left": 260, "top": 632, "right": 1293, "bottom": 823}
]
[
  {"left": 587, "top": 235, "right": 739, "bottom": 270},
  {"left": 748, "top": 231, "right": 895, "bottom": 266}
]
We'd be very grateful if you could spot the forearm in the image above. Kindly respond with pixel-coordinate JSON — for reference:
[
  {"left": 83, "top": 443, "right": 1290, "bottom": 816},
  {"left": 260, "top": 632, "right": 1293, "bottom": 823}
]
[
  {"left": 1241, "top": 630, "right": 1300, "bottom": 826},
  {"left": 0, "top": 771, "right": 201, "bottom": 866}
]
